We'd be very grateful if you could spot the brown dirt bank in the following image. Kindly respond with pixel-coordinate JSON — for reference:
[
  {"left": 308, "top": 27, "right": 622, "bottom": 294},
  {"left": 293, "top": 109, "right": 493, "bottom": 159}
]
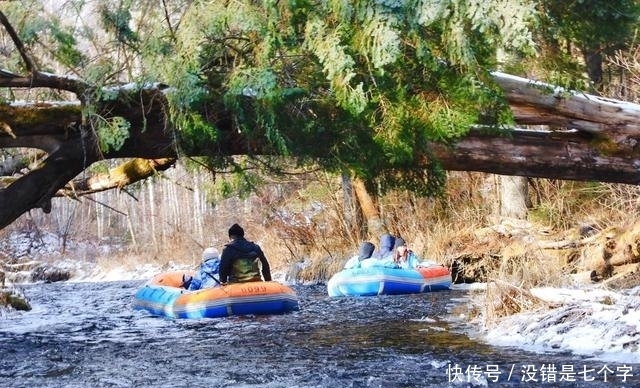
[{"left": 448, "top": 218, "right": 640, "bottom": 291}]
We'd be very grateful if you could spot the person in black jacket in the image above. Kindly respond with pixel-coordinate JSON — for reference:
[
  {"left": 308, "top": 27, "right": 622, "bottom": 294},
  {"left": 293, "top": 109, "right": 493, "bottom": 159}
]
[{"left": 219, "top": 223, "right": 272, "bottom": 284}]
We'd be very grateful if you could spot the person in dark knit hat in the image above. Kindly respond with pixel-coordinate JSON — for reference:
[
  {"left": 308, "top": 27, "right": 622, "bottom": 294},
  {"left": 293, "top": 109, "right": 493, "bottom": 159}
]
[
  {"left": 393, "top": 237, "right": 406, "bottom": 250},
  {"left": 219, "top": 223, "right": 272, "bottom": 284},
  {"left": 343, "top": 241, "right": 376, "bottom": 269},
  {"left": 357, "top": 242, "right": 375, "bottom": 261}
]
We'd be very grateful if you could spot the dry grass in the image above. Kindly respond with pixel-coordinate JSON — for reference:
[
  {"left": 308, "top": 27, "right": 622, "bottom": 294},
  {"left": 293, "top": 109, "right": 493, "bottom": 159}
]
[
  {"left": 95, "top": 233, "right": 205, "bottom": 275},
  {"left": 496, "top": 251, "right": 569, "bottom": 289},
  {"left": 529, "top": 181, "right": 640, "bottom": 231},
  {"left": 259, "top": 215, "right": 352, "bottom": 282},
  {"left": 481, "top": 280, "right": 552, "bottom": 326},
  {"left": 478, "top": 250, "right": 571, "bottom": 325}
]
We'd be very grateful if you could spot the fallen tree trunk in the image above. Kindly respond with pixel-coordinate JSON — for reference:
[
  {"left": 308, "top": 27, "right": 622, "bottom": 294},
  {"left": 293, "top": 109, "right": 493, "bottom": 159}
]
[
  {"left": 493, "top": 71, "right": 640, "bottom": 155},
  {"left": 3, "top": 72, "right": 640, "bottom": 230},
  {"left": 431, "top": 127, "right": 640, "bottom": 184}
]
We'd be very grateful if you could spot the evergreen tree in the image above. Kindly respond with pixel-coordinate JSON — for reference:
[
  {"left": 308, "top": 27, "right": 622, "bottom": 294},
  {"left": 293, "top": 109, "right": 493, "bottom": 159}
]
[{"left": 1, "top": 0, "right": 538, "bottom": 196}]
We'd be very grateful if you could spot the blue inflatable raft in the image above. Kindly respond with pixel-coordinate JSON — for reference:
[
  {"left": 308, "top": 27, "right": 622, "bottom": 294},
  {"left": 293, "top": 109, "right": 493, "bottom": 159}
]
[{"left": 327, "top": 264, "right": 452, "bottom": 297}]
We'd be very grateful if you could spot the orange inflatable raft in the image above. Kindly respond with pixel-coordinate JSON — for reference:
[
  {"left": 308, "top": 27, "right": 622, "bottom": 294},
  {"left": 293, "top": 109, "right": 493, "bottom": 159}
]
[{"left": 134, "top": 271, "right": 299, "bottom": 319}]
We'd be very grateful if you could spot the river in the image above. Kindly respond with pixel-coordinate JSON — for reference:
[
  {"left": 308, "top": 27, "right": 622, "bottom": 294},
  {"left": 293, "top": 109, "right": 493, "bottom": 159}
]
[{"left": 0, "top": 280, "right": 637, "bottom": 387}]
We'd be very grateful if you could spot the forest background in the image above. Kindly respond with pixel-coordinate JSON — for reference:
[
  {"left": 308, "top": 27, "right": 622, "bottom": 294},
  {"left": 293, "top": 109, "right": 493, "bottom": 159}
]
[{"left": 3, "top": 0, "right": 640, "bottom": 320}]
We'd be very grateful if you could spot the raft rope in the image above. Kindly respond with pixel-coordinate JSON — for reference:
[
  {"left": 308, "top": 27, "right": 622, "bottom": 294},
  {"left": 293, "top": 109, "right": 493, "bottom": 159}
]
[{"left": 204, "top": 270, "right": 222, "bottom": 285}]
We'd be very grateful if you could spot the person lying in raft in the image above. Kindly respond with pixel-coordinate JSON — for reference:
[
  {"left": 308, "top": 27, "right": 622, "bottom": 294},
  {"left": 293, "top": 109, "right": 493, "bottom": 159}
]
[
  {"left": 372, "top": 233, "right": 396, "bottom": 260},
  {"left": 182, "top": 247, "right": 222, "bottom": 290},
  {"left": 219, "top": 223, "right": 272, "bottom": 284},
  {"left": 343, "top": 241, "right": 376, "bottom": 269},
  {"left": 392, "top": 238, "right": 420, "bottom": 269},
  {"left": 360, "top": 240, "right": 398, "bottom": 269}
]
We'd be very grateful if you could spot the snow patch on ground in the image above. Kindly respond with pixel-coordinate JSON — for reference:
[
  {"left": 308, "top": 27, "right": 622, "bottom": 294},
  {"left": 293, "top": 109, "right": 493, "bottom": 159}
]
[
  {"left": 479, "top": 286, "right": 640, "bottom": 364},
  {"left": 1, "top": 230, "right": 123, "bottom": 262}
]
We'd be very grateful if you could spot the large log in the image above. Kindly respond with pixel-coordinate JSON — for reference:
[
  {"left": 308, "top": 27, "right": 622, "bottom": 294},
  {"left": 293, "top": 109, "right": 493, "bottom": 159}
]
[
  {"left": 3, "top": 72, "right": 640, "bottom": 229},
  {"left": 493, "top": 72, "right": 640, "bottom": 153},
  {"left": 431, "top": 128, "right": 640, "bottom": 184}
]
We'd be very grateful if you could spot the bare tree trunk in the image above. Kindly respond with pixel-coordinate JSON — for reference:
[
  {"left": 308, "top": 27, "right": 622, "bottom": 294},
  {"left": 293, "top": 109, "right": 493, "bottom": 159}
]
[
  {"left": 59, "top": 204, "right": 76, "bottom": 253},
  {"left": 126, "top": 199, "right": 138, "bottom": 248},
  {"left": 148, "top": 181, "right": 157, "bottom": 246},
  {"left": 352, "top": 177, "right": 387, "bottom": 239},
  {"left": 498, "top": 175, "right": 530, "bottom": 220},
  {"left": 162, "top": 179, "right": 171, "bottom": 240},
  {"left": 193, "top": 173, "right": 203, "bottom": 241},
  {"left": 170, "top": 178, "right": 180, "bottom": 233},
  {"left": 340, "top": 174, "right": 357, "bottom": 231},
  {"left": 96, "top": 192, "right": 104, "bottom": 240}
]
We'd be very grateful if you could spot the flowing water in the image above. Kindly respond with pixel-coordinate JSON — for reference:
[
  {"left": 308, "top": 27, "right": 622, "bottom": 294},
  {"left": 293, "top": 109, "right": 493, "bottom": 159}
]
[{"left": 0, "top": 280, "right": 637, "bottom": 388}]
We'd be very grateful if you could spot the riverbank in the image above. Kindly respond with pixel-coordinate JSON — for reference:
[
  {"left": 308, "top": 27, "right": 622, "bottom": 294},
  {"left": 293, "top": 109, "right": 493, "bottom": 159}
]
[{"left": 460, "top": 283, "right": 640, "bottom": 364}]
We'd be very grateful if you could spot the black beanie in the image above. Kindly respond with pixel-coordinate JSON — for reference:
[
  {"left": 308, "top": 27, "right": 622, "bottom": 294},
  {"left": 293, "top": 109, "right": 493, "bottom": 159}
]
[
  {"left": 228, "top": 223, "right": 244, "bottom": 238},
  {"left": 357, "top": 242, "right": 375, "bottom": 261}
]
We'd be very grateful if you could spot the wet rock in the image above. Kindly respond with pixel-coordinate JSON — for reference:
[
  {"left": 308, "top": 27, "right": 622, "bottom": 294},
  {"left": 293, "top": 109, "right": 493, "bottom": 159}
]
[
  {"left": 0, "top": 290, "right": 31, "bottom": 311},
  {"left": 450, "top": 255, "right": 492, "bottom": 283},
  {"left": 30, "top": 265, "right": 72, "bottom": 283}
]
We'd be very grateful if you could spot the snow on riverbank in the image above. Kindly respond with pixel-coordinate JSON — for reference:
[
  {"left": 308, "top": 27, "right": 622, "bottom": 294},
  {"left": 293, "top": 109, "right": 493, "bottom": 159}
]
[
  {"left": 69, "top": 261, "right": 174, "bottom": 283},
  {"left": 473, "top": 285, "right": 640, "bottom": 364}
]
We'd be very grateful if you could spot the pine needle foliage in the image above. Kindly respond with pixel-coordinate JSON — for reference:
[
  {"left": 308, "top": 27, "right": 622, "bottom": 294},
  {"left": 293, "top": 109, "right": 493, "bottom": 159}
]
[
  {"left": 2, "top": 0, "right": 538, "bottom": 196},
  {"left": 162, "top": 0, "right": 536, "bottom": 195},
  {"left": 511, "top": 0, "right": 640, "bottom": 92}
]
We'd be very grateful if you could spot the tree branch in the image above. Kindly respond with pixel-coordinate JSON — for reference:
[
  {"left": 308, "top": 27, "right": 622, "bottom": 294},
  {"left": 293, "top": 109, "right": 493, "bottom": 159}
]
[
  {"left": 0, "top": 11, "right": 36, "bottom": 73},
  {"left": 0, "top": 11, "right": 92, "bottom": 96},
  {"left": 62, "top": 157, "right": 177, "bottom": 197},
  {"left": 0, "top": 137, "right": 99, "bottom": 229}
]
